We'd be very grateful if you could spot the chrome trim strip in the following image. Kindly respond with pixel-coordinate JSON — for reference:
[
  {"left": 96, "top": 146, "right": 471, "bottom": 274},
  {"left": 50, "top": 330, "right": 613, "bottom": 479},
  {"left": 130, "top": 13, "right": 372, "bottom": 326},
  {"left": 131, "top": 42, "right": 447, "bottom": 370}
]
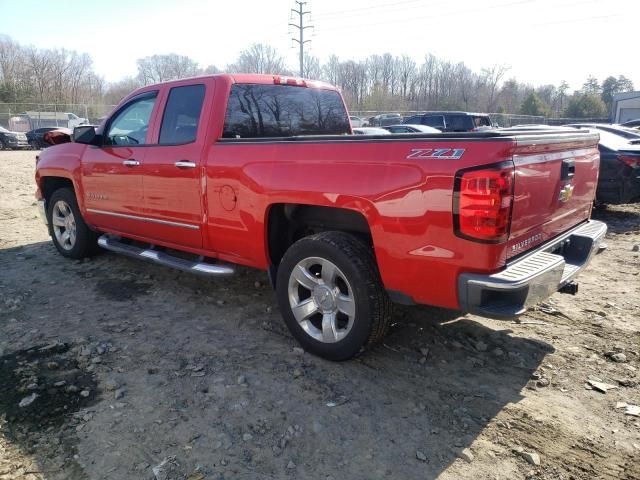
[
  {"left": 512, "top": 148, "right": 594, "bottom": 167},
  {"left": 514, "top": 132, "right": 600, "bottom": 147},
  {"left": 87, "top": 208, "right": 199, "bottom": 230}
]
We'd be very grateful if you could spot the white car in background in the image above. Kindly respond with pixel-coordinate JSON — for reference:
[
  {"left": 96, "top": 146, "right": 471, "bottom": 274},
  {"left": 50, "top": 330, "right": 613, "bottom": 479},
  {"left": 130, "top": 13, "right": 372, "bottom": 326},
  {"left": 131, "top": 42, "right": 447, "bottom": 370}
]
[
  {"left": 382, "top": 124, "right": 441, "bottom": 134},
  {"left": 352, "top": 127, "right": 391, "bottom": 135},
  {"left": 349, "top": 116, "right": 368, "bottom": 128}
]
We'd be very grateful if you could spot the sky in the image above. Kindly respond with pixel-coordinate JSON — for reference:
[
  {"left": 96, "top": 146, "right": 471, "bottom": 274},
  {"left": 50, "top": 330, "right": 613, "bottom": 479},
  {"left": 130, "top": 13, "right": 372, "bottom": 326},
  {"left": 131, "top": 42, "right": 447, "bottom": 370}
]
[{"left": 1, "top": 0, "right": 638, "bottom": 91}]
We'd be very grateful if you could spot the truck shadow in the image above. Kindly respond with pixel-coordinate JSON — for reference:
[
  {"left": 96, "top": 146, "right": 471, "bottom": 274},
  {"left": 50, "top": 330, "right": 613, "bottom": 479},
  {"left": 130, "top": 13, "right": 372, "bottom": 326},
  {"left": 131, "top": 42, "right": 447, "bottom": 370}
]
[
  {"left": 0, "top": 240, "right": 553, "bottom": 479},
  {"left": 592, "top": 203, "right": 640, "bottom": 234}
]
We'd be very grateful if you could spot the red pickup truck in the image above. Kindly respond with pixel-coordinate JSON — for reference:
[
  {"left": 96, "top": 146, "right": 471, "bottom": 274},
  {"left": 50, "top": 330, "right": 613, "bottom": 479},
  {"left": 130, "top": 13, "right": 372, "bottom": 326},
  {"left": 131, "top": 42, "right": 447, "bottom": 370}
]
[{"left": 35, "top": 74, "right": 606, "bottom": 360}]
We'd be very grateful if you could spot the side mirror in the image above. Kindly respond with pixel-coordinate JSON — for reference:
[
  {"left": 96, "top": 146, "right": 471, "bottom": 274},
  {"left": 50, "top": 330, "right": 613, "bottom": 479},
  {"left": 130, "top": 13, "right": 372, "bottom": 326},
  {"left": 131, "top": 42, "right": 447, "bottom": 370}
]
[{"left": 73, "top": 125, "right": 98, "bottom": 145}]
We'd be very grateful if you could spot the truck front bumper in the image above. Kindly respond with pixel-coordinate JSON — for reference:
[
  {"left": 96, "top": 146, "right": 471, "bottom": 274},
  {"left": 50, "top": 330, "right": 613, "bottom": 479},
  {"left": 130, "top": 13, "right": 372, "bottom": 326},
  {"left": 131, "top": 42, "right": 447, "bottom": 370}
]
[{"left": 458, "top": 220, "right": 607, "bottom": 319}]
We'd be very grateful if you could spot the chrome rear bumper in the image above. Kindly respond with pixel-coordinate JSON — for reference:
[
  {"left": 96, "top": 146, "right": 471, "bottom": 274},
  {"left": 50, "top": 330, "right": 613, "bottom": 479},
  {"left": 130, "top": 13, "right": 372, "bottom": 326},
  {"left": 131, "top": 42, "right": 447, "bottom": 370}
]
[{"left": 458, "top": 220, "right": 607, "bottom": 319}]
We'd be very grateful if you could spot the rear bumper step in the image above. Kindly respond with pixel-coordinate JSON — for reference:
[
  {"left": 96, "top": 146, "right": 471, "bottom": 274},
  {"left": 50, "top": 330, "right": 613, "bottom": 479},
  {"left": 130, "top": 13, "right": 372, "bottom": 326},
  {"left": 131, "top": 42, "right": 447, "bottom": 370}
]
[
  {"left": 97, "top": 235, "right": 234, "bottom": 277},
  {"left": 458, "top": 220, "right": 607, "bottom": 319}
]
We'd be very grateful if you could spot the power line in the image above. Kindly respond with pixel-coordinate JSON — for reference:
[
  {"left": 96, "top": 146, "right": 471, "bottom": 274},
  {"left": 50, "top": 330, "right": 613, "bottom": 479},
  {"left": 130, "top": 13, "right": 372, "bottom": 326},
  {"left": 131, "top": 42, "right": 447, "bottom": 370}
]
[
  {"left": 289, "top": 1, "right": 313, "bottom": 77},
  {"left": 314, "top": 0, "right": 601, "bottom": 33},
  {"left": 311, "top": 0, "right": 428, "bottom": 19}
]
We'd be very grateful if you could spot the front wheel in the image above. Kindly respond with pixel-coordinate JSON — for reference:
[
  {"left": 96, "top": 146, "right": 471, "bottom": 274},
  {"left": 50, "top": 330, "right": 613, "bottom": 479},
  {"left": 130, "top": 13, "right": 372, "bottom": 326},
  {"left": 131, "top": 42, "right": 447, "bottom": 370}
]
[
  {"left": 276, "top": 231, "right": 392, "bottom": 361},
  {"left": 47, "top": 188, "right": 98, "bottom": 259}
]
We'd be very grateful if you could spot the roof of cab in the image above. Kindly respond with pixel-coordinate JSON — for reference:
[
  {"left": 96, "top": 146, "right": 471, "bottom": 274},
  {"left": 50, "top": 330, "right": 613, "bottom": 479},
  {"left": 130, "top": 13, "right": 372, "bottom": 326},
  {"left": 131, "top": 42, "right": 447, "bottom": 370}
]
[{"left": 131, "top": 73, "right": 338, "bottom": 92}]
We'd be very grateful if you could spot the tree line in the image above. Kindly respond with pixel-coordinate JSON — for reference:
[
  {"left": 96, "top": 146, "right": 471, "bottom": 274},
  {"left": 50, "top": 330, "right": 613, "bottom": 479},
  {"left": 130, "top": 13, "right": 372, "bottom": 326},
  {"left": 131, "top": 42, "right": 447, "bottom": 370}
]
[{"left": 0, "top": 35, "right": 634, "bottom": 119}]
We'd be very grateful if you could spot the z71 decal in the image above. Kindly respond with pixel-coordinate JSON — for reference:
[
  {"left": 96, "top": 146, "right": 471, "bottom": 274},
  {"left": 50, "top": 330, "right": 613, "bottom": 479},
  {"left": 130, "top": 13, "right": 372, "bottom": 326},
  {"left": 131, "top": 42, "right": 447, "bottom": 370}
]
[{"left": 406, "top": 148, "right": 466, "bottom": 160}]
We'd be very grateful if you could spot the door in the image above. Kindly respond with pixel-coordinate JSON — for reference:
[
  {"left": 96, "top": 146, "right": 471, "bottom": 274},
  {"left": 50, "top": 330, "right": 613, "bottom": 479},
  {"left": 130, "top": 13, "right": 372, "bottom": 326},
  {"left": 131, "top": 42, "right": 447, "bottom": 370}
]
[
  {"left": 141, "top": 83, "right": 207, "bottom": 249},
  {"left": 82, "top": 91, "right": 159, "bottom": 235}
]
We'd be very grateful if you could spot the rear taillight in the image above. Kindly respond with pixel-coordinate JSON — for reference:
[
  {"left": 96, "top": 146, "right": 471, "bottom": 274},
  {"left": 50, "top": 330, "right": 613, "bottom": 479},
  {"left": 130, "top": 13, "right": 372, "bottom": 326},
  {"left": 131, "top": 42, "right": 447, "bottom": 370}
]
[
  {"left": 453, "top": 163, "right": 514, "bottom": 243},
  {"left": 618, "top": 154, "right": 640, "bottom": 168}
]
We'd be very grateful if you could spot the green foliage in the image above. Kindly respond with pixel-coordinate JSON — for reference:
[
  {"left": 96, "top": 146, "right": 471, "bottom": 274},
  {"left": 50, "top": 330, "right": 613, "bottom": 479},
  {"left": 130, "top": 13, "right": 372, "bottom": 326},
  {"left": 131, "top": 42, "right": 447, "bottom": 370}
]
[
  {"left": 520, "top": 92, "right": 551, "bottom": 116},
  {"left": 582, "top": 76, "right": 601, "bottom": 95},
  {"left": 601, "top": 75, "right": 635, "bottom": 110},
  {"left": 564, "top": 93, "right": 607, "bottom": 118}
]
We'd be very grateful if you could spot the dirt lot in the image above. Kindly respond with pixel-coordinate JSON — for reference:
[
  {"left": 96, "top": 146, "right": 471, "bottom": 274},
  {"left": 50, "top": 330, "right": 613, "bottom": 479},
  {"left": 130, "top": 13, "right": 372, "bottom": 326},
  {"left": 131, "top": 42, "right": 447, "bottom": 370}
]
[{"left": 0, "top": 149, "right": 639, "bottom": 480}]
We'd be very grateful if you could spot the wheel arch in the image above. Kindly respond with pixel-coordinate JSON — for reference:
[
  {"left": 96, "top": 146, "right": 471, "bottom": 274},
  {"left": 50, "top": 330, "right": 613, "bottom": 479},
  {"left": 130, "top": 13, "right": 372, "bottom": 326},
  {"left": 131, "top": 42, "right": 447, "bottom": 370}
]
[
  {"left": 266, "top": 203, "right": 375, "bottom": 285},
  {"left": 41, "top": 176, "right": 76, "bottom": 202}
]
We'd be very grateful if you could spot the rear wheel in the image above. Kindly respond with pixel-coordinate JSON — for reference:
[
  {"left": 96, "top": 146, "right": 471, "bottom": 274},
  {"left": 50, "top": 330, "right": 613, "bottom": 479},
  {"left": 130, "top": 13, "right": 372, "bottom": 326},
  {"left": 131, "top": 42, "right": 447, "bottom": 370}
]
[
  {"left": 276, "top": 231, "right": 392, "bottom": 361},
  {"left": 47, "top": 188, "right": 98, "bottom": 259}
]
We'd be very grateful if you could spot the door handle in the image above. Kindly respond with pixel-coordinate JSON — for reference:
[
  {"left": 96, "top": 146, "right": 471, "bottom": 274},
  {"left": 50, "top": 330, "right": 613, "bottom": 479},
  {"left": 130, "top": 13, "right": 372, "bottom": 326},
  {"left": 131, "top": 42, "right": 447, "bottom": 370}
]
[
  {"left": 561, "top": 159, "right": 575, "bottom": 180},
  {"left": 122, "top": 159, "right": 140, "bottom": 167},
  {"left": 175, "top": 161, "right": 197, "bottom": 169}
]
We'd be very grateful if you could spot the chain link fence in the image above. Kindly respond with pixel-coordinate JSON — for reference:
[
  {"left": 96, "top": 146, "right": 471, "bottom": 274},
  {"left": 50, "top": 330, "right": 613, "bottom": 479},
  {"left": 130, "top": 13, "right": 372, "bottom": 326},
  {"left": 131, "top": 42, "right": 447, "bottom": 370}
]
[
  {"left": 0, "top": 103, "right": 612, "bottom": 133},
  {"left": 0, "top": 103, "right": 116, "bottom": 132}
]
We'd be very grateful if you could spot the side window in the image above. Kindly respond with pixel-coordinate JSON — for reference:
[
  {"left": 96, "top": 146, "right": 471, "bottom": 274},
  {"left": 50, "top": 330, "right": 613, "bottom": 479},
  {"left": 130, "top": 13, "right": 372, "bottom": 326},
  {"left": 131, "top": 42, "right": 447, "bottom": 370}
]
[
  {"left": 422, "top": 115, "right": 445, "bottom": 128},
  {"left": 445, "top": 115, "right": 471, "bottom": 131},
  {"left": 159, "top": 84, "right": 206, "bottom": 145},
  {"left": 105, "top": 93, "right": 157, "bottom": 146},
  {"left": 473, "top": 116, "right": 492, "bottom": 127}
]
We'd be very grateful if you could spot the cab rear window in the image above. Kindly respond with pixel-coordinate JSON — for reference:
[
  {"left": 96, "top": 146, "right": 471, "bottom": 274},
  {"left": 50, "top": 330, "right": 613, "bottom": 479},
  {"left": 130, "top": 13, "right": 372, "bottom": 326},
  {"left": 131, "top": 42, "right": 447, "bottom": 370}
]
[{"left": 222, "top": 84, "right": 350, "bottom": 138}]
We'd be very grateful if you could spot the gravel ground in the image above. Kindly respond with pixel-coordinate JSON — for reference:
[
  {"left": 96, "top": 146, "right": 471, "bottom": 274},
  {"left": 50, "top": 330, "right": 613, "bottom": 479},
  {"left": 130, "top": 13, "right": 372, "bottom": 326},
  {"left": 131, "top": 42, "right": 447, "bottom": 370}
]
[{"left": 1, "top": 149, "right": 639, "bottom": 480}]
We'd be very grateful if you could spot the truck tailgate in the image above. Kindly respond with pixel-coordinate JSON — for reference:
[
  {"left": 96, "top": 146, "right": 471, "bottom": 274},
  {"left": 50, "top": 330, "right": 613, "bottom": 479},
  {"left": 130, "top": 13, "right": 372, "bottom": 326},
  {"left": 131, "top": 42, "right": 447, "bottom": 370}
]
[{"left": 507, "top": 132, "right": 600, "bottom": 259}]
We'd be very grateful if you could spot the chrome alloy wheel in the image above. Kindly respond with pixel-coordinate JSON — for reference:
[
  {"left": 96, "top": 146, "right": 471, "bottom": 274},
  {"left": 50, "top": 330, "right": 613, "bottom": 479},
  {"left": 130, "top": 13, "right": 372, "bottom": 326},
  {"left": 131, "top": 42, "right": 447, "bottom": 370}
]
[
  {"left": 287, "top": 257, "right": 356, "bottom": 343},
  {"left": 51, "top": 200, "right": 77, "bottom": 250}
]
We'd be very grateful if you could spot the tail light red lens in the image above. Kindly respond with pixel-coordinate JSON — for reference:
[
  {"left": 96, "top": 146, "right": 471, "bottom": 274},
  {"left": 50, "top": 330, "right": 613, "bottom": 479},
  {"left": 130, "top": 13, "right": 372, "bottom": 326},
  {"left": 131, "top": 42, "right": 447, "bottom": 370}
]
[
  {"left": 618, "top": 154, "right": 639, "bottom": 168},
  {"left": 453, "top": 164, "right": 514, "bottom": 243},
  {"left": 273, "top": 75, "right": 307, "bottom": 87}
]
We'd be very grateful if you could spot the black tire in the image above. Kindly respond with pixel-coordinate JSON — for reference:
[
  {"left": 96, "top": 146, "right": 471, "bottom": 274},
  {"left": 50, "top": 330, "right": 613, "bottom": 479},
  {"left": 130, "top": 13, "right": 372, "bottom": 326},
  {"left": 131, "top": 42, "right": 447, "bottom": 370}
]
[
  {"left": 276, "top": 231, "right": 392, "bottom": 361},
  {"left": 0, "top": 139, "right": 6, "bottom": 150},
  {"left": 29, "top": 140, "right": 39, "bottom": 150},
  {"left": 47, "top": 188, "right": 99, "bottom": 259}
]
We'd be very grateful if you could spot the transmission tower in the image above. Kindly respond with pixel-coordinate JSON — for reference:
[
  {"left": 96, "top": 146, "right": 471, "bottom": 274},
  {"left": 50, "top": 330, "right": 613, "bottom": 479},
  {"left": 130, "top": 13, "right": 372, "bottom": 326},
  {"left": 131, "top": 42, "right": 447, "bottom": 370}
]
[{"left": 289, "top": 1, "right": 313, "bottom": 77}]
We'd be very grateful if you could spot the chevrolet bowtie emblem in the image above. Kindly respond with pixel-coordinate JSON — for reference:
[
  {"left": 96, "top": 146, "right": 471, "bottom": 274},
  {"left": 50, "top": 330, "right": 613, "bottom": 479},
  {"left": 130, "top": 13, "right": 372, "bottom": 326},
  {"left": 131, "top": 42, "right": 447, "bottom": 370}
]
[{"left": 559, "top": 184, "right": 575, "bottom": 202}]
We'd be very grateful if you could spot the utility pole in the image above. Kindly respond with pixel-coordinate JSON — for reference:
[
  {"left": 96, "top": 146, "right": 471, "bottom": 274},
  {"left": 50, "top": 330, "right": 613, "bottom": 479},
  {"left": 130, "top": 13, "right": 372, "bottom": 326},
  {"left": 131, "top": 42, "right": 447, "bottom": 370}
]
[{"left": 289, "top": 1, "right": 312, "bottom": 77}]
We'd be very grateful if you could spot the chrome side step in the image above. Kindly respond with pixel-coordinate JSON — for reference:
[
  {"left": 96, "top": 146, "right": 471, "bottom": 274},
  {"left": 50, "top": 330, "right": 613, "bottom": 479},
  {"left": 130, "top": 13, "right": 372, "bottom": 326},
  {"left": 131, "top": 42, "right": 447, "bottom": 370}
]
[{"left": 97, "top": 235, "right": 234, "bottom": 277}]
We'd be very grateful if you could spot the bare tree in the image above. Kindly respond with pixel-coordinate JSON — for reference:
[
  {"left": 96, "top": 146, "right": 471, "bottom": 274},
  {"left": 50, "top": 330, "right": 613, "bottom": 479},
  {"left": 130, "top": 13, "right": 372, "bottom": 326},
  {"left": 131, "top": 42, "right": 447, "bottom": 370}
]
[
  {"left": 227, "top": 44, "right": 288, "bottom": 75},
  {"left": 302, "top": 53, "right": 321, "bottom": 80},
  {"left": 481, "top": 64, "right": 510, "bottom": 112},
  {"left": 322, "top": 55, "right": 340, "bottom": 86},
  {"left": 136, "top": 54, "right": 200, "bottom": 85},
  {"left": 398, "top": 55, "right": 415, "bottom": 99}
]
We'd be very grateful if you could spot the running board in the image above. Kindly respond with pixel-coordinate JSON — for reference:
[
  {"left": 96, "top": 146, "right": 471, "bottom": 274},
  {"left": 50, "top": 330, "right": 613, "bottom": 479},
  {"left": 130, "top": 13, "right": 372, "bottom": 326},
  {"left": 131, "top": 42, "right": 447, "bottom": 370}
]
[{"left": 97, "top": 235, "right": 235, "bottom": 277}]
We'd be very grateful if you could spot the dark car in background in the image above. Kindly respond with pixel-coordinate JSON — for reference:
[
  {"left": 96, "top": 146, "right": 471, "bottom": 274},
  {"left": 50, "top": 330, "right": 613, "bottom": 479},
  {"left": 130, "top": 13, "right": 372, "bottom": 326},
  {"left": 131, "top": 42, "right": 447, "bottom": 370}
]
[
  {"left": 26, "top": 127, "right": 59, "bottom": 149},
  {"left": 370, "top": 113, "right": 403, "bottom": 126},
  {"left": 0, "top": 126, "right": 29, "bottom": 150},
  {"left": 404, "top": 111, "right": 493, "bottom": 132},
  {"left": 570, "top": 124, "right": 640, "bottom": 204},
  {"left": 620, "top": 119, "right": 640, "bottom": 128}
]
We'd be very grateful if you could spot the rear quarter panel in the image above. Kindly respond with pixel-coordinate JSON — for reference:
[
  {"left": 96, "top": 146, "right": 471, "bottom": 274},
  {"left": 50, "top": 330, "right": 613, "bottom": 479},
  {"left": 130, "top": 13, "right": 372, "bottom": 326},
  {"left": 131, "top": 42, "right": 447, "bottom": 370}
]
[{"left": 205, "top": 137, "right": 515, "bottom": 309}]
